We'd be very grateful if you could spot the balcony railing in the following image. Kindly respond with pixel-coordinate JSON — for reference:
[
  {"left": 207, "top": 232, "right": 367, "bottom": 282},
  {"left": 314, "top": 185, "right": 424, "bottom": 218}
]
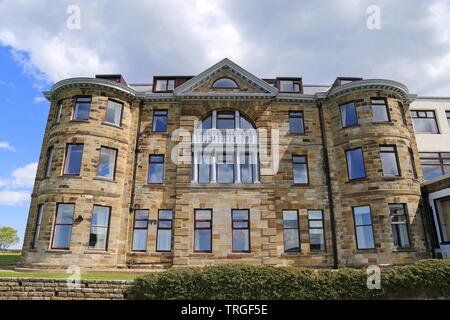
[{"left": 192, "top": 129, "right": 258, "bottom": 145}]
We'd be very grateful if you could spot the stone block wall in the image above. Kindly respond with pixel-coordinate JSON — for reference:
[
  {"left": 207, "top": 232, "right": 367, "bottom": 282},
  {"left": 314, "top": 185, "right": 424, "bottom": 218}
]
[{"left": 0, "top": 278, "right": 131, "bottom": 300}]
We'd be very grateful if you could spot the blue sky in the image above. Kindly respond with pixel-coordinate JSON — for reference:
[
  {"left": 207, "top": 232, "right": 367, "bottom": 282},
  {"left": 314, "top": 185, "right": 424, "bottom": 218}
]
[
  {"left": 0, "top": 46, "right": 49, "bottom": 248},
  {"left": 1, "top": 0, "right": 450, "bottom": 248}
]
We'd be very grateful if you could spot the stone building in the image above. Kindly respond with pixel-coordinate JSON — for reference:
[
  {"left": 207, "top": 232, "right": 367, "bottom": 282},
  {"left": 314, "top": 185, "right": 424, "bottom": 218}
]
[{"left": 21, "top": 59, "right": 432, "bottom": 269}]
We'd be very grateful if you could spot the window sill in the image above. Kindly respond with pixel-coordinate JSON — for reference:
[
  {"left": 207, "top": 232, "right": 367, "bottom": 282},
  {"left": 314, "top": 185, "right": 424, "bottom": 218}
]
[
  {"left": 84, "top": 250, "right": 112, "bottom": 255},
  {"left": 345, "top": 177, "right": 368, "bottom": 184},
  {"left": 288, "top": 132, "right": 307, "bottom": 136},
  {"left": 102, "top": 122, "right": 123, "bottom": 130},
  {"left": 69, "top": 119, "right": 90, "bottom": 123},
  {"left": 354, "top": 249, "right": 378, "bottom": 253},
  {"left": 339, "top": 124, "right": 360, "bottom": 130},
  {"left": 93, "top": 177, "right": 117, "bottom": 183},
  {"left": 291, "top": 183, "right": 310, "bottom": 187},
  {"left": 45, "top": 249, "right": 72, "bottom": 254},
  {"left": 58, "top": 175, "right": 82, "bottom": 179},
  {"left": 393, "top": 248, "right": 416, "bottom": 253}
]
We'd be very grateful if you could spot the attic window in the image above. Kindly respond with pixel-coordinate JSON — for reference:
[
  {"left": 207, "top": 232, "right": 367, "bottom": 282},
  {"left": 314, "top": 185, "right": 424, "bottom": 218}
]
[
  {"left": 277, "top": 78, "right": 302, "bottom": 93},
  {"left": 154, "top": 79, "right": 175, "bottom": 92},
  {"left": 212, "top": 77, "right": 239, "bottom": 89}
]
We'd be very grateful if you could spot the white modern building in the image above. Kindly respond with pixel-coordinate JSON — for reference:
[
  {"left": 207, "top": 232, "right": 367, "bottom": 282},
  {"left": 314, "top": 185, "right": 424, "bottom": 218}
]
[{"left": 411, "top": 97, "right": 450, "bottom": 259}]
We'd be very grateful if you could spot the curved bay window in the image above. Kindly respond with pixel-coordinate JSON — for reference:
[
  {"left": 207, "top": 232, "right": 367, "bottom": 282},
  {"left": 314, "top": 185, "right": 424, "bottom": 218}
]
[{"left": 192, "top": 110, "right": 259, "bottom": 184}]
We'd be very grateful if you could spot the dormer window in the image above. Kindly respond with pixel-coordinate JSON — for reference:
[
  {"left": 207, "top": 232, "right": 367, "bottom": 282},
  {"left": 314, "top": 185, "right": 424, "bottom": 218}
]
[
  {"left": 277, "top": 78, "right": 302, "bottom": 93},
  {"left": 211, "top": 77, "right": 239, "bottom": 89},
  {"left": 154, "top": 78, "right": 175, "bottom": 92}
]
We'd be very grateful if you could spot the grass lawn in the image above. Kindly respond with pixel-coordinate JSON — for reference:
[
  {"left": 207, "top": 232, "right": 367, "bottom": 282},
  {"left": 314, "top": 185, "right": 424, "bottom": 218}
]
[
  {"left": 0, "top": 272, "right": 137, "bottom": 280},
  {"left": 0, "top": 253, "right": 21, "bottom": 266}
]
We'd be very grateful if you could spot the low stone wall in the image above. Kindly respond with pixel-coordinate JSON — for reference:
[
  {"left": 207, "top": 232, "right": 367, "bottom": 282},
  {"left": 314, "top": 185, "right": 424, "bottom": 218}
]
[{"left": 0, "top": 277, "right": 132, "bottom": 300}]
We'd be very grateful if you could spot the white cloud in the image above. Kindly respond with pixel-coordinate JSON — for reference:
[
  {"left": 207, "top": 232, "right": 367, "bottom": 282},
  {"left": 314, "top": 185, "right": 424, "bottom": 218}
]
[
  {"left": 0, "top": 190, "right": 31, "bottom": 206},
  {"left": 0, "top": 0, "right": 450, "bottom": 95},
  {"left": 33, "top": 96, "right": 46, "bottom": 103},
  {"left": 0, "top": 162, "right": 37, "bottom": 206},
  {"left": 0, "top": 141, "right": 15, "bottom": 152}
]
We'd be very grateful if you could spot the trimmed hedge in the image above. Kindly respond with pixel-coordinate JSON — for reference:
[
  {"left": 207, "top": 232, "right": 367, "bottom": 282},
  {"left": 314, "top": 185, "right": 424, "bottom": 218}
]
[{"left": 124, "top": 259, "right": 450, "bottom": 300}]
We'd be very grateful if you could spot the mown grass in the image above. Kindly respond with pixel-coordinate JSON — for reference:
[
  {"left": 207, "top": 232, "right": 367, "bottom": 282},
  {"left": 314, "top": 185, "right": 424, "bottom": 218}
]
[
  {"left": 0, "top": 272, "right": 136, "bottom": 281},
  {"left": 0, "top": 253, "right": 21, "bottom": 266}
]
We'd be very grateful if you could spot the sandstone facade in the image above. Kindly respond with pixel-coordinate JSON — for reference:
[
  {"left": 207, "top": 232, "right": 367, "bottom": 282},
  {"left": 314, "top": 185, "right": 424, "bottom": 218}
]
[{"left": 21, "top": 59, "right": 431, "bottom": 269}]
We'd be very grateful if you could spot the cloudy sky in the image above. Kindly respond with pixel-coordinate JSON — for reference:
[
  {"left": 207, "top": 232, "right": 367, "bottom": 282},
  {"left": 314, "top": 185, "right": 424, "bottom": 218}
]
[{"left": 1, "top": 0, "right": 450, "bottom": 247}]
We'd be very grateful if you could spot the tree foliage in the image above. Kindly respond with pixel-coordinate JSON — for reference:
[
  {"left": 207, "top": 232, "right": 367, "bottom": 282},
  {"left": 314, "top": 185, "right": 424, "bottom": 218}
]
[{"left": 0, "top": 227, "right": 20, "bottom": 252}]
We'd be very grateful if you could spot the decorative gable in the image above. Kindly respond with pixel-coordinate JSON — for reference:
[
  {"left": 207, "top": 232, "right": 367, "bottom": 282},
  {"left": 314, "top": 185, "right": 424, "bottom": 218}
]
[{"left": 173, "top": 58, "right": 278, "bottom": 96}]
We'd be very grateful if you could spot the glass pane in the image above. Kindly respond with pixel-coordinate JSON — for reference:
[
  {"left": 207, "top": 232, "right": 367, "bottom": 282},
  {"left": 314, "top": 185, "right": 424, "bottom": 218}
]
[
  {"left": 309, "top": 221, "right": 323, "bottom": 228},
  {"left": 233, "top": 229, "right": 249, "bottom": 251},
  {"left": 233, "top": 221, "right": 248, "bottom": 228},
  {"left": 412, "top": 118, "right": 438, "bottom": 133},
  {"left": 134, "top": 220, "right": 148, "bottom": 228},
  {"left": 308, "top": 210, "right": 323, "bottom": 220},
  {"left": 153, "top": 114, "right": 168, "bottom": 132},
  {"left": 155, "top": 80, "right": 167, "bottom": 91},
  {"left": 74, "top": 99, "right": 91, "bottom": 120},
  {"left": 392, "top": 224, "right": 410, "bottom": 248},
  {"left": 372, "top": 105, "right": 389, "bottom": 122},
  {"left": 196, "top": 210, "right": 211, "bottom": 220},
  {"left": 284, "top": 229, "right": 300, "bottom": 252},
  {"left": 217, "top": 163, "right": 234, "bottom": 183},
  {"left": 280, "top": 80, "right": 294, "bottom": 92},
  {"left": 148, "top": 163, "right": 164, "bottom": 183},
  {"left": 45, "top": 148, "right": 54, "bottom": 177},
  {"left": 283, "top": 211, "right": 298, "bottom": 229},
  {"left": 293, "top": 156, "right": 306, "bottom": 163},
  {"left": 340, "top": 103, "right": 357, "bottom": 127},
  {"left": 445, "top": 165, "right": 450, "bottom": 175},
  {"left": 353, "top": 206, "right": 372, "bottom": 226},
  {"left": 105, "top": 100, "right": 122, "bottom": 125},
  {"left": 150, "top": 155, "right": 164, "bottom": 162},
  {"left": 159, "top": 210, "right": 172, "bottom": 220},
  {"left": 134, "top": 210, "right": 148, "bottom": 220},
  {"left": 389, "top": 204, "right": 405, "bottom": 216},
  {"left": 293, "top": 163, "right": 308, "bottom": 184},
  {"left": 52, "top": 225, "right": 72, "bottom": 249},
  {"left": 167, "top": 80, "right": 175, "bottom": 91},
  {"left": 158, "top": 220, "right": 172, "bottom": 228},
  {"left": 195, "top": 229, "right": 211, "bottom": 251},
  {"left": 346, "top": 148, "right": 366, "bottom": 179},
  {"left": 435, "top": 197, "right": 450, "bottom": 242},
  {"left": 195, "top": 221, "right": 211, "bottom": 228},
  {"left": 422, "top": 165, "right": 443, "bottom": 180},
  {"left": 232, "top": 210, "right": 249, "bottom": 220},
  {"left": 217, "top": 117, "right": 235, "bottom": 129},
  {"left": 381, "top": 152, "right": 399, "bottom": 176},
  {"left": 289, "top": 117, "right": 304, "bottom": 134},
  {"left": 132, "top": 229, "right": 147, "bottom": 251},
  {"left": 64, "top": 145, "right": 83, "bottom": 175},
  {"left": 92, "top": 206, "right": 110, "bottom": 227},
  {"left": 89, "top": 226, "right": 108, "bottom": 250},
  {"left": 240, "top": 117, "right": 253, "bottom": 130},
  {"left": 98, "top": 148, "right": 116, "bottom": 179},
  {"left": 199, "top": 154, "right": 211, "bottom": 183},
  {"left": 56, "top": 204, "right": 74, "bottom": 224},
  {"left": 157, "top": 229, "right": 172, "bottom": 251},
  {"left": 309, "top": 229, "right": 325, "bottom": 251},
  {"left": 241, "top": 162, "right": 253, "bottom": 184},
  {"left": 212, "top": 78, "right": 238, "bottom": 88},
  {"left": 356, "top": 226, "right": 375, "bottom": 249},
  {"left": 201, "top": 116, "right": 212, "bottom": 129}
]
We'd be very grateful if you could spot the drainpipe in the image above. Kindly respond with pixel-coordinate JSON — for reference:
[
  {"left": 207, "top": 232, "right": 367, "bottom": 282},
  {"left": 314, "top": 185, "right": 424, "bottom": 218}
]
[
  {"left": 318, "top": 101, "right": 339, "bottom": 269},
  {"left": 130, "top": 99, "right": 143, "bottom": 211}
]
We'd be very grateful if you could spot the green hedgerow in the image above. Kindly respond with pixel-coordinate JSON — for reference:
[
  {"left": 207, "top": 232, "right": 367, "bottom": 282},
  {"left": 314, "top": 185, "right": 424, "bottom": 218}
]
[{"left": 124, "top": 259, "right": 450, "bottom": 300}]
